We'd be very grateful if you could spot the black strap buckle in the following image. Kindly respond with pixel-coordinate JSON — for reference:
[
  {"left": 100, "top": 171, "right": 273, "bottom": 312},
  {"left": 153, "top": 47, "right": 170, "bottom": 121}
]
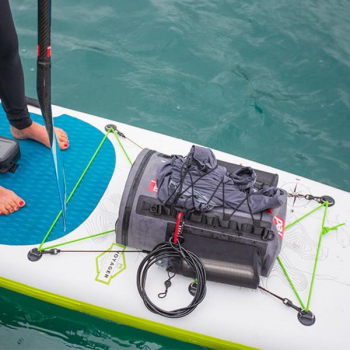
[
  {"left": 262, "top": 229, "right": 275, "bottom": 241},
  {"left": 150, "top": 204, "right": 162, "bottom": 216}
]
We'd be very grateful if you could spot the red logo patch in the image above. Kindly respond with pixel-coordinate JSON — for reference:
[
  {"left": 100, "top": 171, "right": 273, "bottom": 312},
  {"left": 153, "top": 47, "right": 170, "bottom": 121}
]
[
  {"left": 273, "top": 216, "right": 285, "bottom": 239},
  {"left": 148, "top": 179, "right": 158, "bottom": 193}
]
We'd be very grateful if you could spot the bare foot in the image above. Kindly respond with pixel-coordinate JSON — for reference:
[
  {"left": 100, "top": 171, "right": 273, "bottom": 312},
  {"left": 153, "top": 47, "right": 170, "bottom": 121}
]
[
  {"left": 11, "top": 122, "right": 69, "bottom": 150},
  {"left": 0, "top": 186, "right": 25, "bottom": 215}
]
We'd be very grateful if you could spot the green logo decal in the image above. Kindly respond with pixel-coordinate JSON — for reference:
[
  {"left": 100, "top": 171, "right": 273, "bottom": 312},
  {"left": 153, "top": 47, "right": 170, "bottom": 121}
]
[{"left": 95, "top": 243, "right": 126, "bottom": 285}]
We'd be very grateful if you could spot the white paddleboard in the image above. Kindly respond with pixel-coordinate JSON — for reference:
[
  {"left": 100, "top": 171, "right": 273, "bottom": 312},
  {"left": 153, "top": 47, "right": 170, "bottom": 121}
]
[{"left": 1, "top": 104, "right": 349, "bottom": 350}]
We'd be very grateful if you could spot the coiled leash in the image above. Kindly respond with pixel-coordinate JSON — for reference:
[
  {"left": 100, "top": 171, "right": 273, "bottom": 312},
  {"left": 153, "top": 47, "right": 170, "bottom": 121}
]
[{"left": 136, "top": 213, "right": 207, "bottom": 318}]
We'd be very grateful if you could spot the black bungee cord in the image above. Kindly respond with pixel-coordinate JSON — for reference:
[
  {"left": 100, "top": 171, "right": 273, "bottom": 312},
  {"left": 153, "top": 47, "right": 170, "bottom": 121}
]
[{"left": 136, "top": 238, "right": 207, "bottom": 318}]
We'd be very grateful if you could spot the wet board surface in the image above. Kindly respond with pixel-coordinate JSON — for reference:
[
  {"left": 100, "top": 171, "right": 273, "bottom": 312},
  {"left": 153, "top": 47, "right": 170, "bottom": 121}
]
[{"left": 0, "top": 104, "right": 349, "bottom": 350}]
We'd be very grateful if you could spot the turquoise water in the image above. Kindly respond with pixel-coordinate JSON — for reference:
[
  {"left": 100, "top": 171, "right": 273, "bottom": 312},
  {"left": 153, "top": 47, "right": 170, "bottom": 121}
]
[
  {"left": 0, "top": 287, "right": 203, "bottom": 349},
  {"left": 1, "top": 0, "right": 350, "bottom": 348}
]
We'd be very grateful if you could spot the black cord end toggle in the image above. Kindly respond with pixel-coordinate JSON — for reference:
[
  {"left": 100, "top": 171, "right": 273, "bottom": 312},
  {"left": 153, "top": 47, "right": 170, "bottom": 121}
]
[
  {"left": 158, "top": 279, "right": 172, "bottom": 299},
  {"left": 158, "top": 267, "right": 176, "bottom": 299},
  {"left": 46, "top": 248, "right": 61, "bottom": 255},
  {"left": 283, "top": 298, "right": 303, "bottom": 313}
]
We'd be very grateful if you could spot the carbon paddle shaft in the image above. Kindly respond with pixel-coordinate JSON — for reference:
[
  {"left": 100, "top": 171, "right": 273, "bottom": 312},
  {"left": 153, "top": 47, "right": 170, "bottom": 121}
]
[
  {"left": 37, "top": 0, "right": 67, "bottom": 229},
  {"left": 37, "top": 0, "right": 53, "bottom": 144}
]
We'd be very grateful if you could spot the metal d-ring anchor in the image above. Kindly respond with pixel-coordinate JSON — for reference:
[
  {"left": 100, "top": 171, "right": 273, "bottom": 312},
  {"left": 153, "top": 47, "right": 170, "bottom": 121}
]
[
  {"left": 283, "top": 298, "right": 316, "bottom": 326},
  {"left": 27, "top": 248, "right": 61, "bottom": 262},
  {"left": 297, "top": 310, "right": 316, "bottom": 326},
  {"left": 104, "top": 124, "right": 117, "bottom": 132},
  {"left": 304, "top": 194, "right": 335, "bottom": 207},
  {"left": 259, "top": 286, "right": 316, "bottom": 326}
]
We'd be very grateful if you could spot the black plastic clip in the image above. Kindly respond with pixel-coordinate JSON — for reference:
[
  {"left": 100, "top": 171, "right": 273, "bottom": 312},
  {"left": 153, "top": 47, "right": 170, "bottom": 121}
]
[
  {"left": 150, "top": 204, "right": 162, "bottom": 216},
  {"left": 262, "top": 229, "right": 275, "bottom": 241}
]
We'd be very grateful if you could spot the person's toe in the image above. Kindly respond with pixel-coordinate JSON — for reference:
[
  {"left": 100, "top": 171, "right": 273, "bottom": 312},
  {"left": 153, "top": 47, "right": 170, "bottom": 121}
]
[
  {"left": 56, "top": 128, "right": 67, "bottom": 138},
  {"left": 59, "top": 140, "right": 69, "bottom": 150},
  {"left": 58, "top": 134, "right": 68, "bottom": 143},
  {"left": 5, "top": 204, "right": 13, "bottom": 213},
  {"left": 55, "top": 128, "right": 69, "bottom": 150},
  {"left": 0, "top": 187, "right": 25, "bottom": 214},
  {"left": 0, "top": 205, "right": 9, "bottom": 215},
  {"left": 16, "top": 199, "right": 25, "bottom": 208},
  {"left": 13, "top": 202, "right": 20, "bottom": 211},
  {"left": 9, "top": 201, "right": 18, "bottom": 212}
]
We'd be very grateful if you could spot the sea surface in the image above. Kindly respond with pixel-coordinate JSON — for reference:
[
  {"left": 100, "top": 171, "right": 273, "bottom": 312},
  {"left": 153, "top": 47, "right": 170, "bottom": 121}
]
[{"left": 1, "top": 0, "right": 350, "bottom": 349}]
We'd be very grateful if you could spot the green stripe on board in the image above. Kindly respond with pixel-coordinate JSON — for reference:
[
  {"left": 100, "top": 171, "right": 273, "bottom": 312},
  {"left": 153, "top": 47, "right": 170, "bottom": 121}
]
[{"left": 0, "top": 276, "right": 257, "bottom": 350}]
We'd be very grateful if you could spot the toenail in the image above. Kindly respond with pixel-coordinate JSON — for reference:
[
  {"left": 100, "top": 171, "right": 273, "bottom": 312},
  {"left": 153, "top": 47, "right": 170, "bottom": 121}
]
[
  {"left": 16, "top": 207, "right": 19, "bottom": 210},
  {"left": 64, "top": 143, "right": 68, "bottom": 147},
  {"left": 19, "top": 201, "right": 24, "bottom": 206}
]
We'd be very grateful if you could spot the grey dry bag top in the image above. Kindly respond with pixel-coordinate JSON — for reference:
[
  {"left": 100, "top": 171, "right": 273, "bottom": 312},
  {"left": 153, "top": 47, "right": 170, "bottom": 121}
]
[
  {"left": 116, "top": 146, "right": 287, "bottom": 289},
  {"left": 157, "top": 145, "right": 286, "bottom": 214}
]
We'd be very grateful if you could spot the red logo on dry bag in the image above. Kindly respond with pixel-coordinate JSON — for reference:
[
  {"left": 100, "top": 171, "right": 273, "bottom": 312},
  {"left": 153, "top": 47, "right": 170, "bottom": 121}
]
[
  {"left": 148, "top": 179, "right": 158, "bottom": 193},
  {"left": 273, "top": 216, "right": 285, "bottom": 239}
]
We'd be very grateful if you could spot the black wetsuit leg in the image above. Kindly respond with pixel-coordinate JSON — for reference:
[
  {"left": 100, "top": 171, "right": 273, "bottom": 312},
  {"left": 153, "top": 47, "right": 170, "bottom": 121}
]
[{"left": 0, "top": 0, "right": 32, "bottom": 130}]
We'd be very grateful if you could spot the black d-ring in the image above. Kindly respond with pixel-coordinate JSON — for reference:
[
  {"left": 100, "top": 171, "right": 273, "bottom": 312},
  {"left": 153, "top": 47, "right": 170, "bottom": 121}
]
[
  {"left": 105, "top": 124, "right": 117, "bottom": 132},
  {"left": 27, "top": 248, "right": 43, "bottom": 262},
  {"left": 188, "top": 281, "right": 198, "bottom": 296},
  {"left": 298, "top": 310, "right": 316, "bottom": 326},
  {"left": 320, "top": 196, "right": 335, "bottom": 207}
]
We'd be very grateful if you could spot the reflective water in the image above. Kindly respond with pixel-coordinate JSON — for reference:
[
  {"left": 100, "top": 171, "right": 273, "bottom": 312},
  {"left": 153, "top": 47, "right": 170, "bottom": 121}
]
[{"left": 0, "top": 288, "right": 202, "bottom": 349}]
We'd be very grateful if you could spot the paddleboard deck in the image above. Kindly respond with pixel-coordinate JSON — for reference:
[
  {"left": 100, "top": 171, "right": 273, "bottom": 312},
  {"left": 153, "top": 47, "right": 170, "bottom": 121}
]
[{"left": 0, "top": 104, "right": 349, "bottom": 350}]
